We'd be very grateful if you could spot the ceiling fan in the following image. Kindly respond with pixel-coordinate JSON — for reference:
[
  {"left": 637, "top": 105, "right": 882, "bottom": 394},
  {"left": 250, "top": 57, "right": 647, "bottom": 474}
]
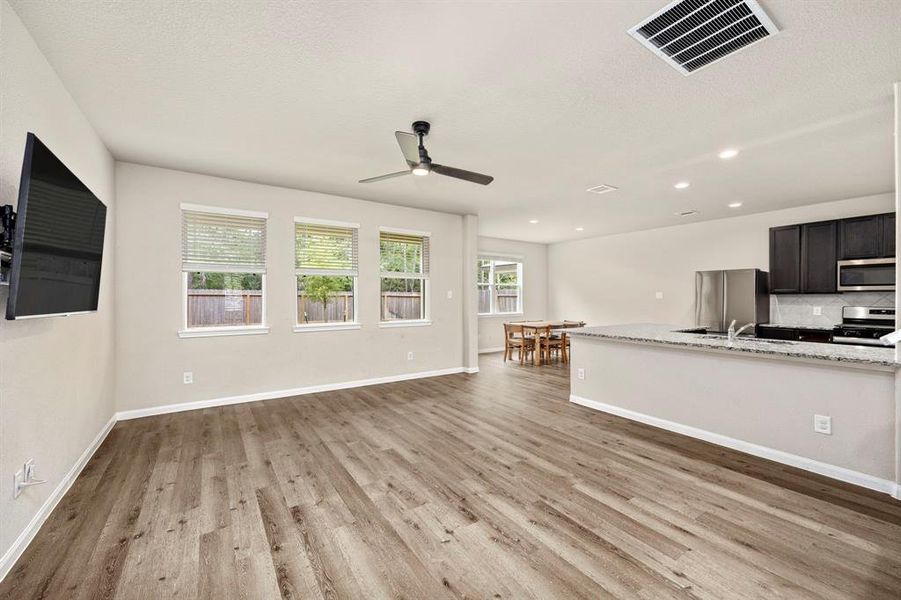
[{"left": 359, "top": 121, "right": 494, "bottom": 185}]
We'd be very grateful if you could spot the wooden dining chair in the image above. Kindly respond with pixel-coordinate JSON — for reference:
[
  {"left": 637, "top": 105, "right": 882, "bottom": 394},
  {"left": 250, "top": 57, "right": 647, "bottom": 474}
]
[
  {"left": 543, "top": 328, "right": 568, "bottom": 364},
  {"left": 503, "top": 323, "right": 535, "bottom": 364}
]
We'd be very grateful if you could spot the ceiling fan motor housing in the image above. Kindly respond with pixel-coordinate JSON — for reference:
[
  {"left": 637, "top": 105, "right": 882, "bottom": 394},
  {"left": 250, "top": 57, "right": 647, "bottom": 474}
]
[{"left": 412, "top": 121, "right": 431, "bottom": 136}]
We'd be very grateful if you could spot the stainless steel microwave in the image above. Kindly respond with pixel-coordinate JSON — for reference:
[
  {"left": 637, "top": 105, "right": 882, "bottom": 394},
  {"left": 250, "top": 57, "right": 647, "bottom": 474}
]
[{"left": 837, "top": 258, "right": 895, "bottom": 291}]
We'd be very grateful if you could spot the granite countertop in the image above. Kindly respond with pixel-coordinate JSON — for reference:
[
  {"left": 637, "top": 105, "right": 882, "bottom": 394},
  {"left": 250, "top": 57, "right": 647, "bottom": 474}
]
[
  {"left": 568, "top": 323, "right": 898, "bottom": 369},
  {"left": 758, "top": 323, "right": 836, "bottom": 331}
]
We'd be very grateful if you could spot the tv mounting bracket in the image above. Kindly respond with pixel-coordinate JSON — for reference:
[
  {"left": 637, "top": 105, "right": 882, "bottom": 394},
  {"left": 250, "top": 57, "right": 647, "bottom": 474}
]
[{"left": 1, "top": 204, "right": 16, "bottom": 285}]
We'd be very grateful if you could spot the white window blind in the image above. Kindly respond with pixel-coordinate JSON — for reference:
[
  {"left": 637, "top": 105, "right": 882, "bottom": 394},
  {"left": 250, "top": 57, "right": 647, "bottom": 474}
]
[
  {"left": 295, "top": 222, "right": 359, "bottom": 276},
  {"left": 379, "top": 231, "right": 430, "bottom": 278},
  {"left": 182, "top": 208, "right": 267, "bottom": 273}
]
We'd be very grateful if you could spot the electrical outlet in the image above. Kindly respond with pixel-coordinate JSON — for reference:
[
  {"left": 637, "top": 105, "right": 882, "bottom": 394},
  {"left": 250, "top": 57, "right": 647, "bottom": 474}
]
[
  {"left": 407, "top": 352, "right": 414, "bottom": 361},
  {"left": 813, "top": 306, "right": 822, "bottom": 316},
  {"left": 13, "top": 469, "right": 24, "bottom": 498},
  {"left": 183, "top": 371, "right": 193, "bottom": 384},
  {"left": 655, "top": 291, "right": 664, "bottom": 300},
  {"left": 577, "top": 368, "right": 585, "bottom": 380},
  {"left": 814, "top": 414, "right": 832, "bottom": 435},
  {"left": 446, "top": 290, "right": 453, "bottom": 299}
]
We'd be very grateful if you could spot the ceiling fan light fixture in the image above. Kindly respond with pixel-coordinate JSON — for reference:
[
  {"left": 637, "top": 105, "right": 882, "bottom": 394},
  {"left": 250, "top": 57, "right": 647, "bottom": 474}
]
[{"left": 360, "top": 121, "right": 493, "bottom": 185}]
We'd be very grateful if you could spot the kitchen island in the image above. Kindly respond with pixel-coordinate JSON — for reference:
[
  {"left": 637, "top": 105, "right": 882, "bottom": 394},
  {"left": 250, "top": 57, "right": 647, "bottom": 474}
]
[{"left": 568, "top": 324, "right": 900, "bottom": 498}]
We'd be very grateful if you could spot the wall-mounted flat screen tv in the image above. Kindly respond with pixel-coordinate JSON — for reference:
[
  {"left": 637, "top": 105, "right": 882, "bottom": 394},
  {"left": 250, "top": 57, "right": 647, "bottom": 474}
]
[{"left": 6, "top": 133, "right": 107, "bottom": 319}]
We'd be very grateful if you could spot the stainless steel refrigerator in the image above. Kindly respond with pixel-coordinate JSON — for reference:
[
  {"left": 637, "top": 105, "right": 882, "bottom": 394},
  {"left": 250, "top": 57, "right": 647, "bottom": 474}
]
[{"left": 695, "top": 269, "right": 770, "bottom": 333}]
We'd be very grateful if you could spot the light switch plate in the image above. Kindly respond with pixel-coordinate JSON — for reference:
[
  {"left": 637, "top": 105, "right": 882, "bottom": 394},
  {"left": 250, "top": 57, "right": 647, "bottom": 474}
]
[
  {"left": 13, "top": 469, "right": 24, "bottom": 499},
  {"left": 814, "top": 414, "right": 832, "bottom": 435},
  {"left": 577, "top": 368, "right": 585, "bottom": 380},
  {"left": 446, "top": 290, "right": 453, "bottom": 299},
  {"left": 183, "top": 371, "right": 193, "bottom": 384}
]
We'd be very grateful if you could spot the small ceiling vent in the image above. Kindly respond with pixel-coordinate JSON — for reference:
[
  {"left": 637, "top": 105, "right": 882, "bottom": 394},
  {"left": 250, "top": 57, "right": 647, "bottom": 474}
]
[
  {"left": 586, "top": 184, "right": 619, "bottom": 194},
  {"left": 628, "top": 0, "right": 778, "bottom": 75}
]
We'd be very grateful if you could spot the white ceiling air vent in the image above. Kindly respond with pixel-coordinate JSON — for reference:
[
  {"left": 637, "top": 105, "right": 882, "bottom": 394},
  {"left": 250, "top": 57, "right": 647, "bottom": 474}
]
[
  {"left": 628, "top": 0, "right": 779, "bottom": 76},
  {"left": 586, "top": 184, "right": 619, "bottom": 194}
]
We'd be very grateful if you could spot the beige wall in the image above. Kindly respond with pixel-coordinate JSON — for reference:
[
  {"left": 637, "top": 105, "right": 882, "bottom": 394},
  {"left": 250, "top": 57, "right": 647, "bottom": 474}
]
[
  {"left": 0, "top": 0, "right": 116, "bottom": 565},
  {"left": 548, "top": 193, "right": 895, "bottom": 326},
  {"left": 115, "top": 163, "right": 465, "bottom": 413},
  {"left": 570, "top": 337, "right": 897, "bottom": 483},
  {"left": 462, "top": 215, "right": 479, "bottom": 369},
  {"left": 477, "top": 236, "right": 547, "bottom": 352}
]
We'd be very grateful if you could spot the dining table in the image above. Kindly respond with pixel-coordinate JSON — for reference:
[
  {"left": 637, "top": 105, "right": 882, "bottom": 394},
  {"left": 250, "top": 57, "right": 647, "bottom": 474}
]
[{"left": 512, "top": 320, "right": 584, "bottom": 366}]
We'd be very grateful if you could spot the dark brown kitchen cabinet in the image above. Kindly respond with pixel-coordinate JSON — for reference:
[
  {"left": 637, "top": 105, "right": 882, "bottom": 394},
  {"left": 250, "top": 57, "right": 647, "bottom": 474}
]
[
  {"left": 756, "top": 325, "right": 797, "bottom": 341},
  {"left": 839, "top": 215, "right": 881, "bottom": 259},
  {"left": 796, "top": 329, "right": 833, "bottom": 343},
  {"left": 800, "top": 220, "right": 837, "bottom": 293},
  {"left": 882, "top": 213, "right": 895, "bottom": 257},
  {"left": 770, "top": 212, "right": 895, "bottom": 295},
  {"left": 769, "top": 225, "right": 801, "bottom": 293},
  {"left": 756, "top": 326, "right": 833, "bottom": 344}
]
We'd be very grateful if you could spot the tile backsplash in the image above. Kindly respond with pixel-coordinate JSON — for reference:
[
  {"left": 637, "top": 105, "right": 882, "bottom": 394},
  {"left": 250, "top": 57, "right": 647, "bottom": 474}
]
[{"left": 769, "top": 292, "right": 895, "bottom": 328}]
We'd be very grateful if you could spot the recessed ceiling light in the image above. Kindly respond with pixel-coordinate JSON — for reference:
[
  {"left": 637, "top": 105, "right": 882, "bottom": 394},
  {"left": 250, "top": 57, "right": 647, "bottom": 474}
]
[
  {"left": 586, "top": 184, "right": 618, "bottom": 194},
  {"left": 575, "top": 227, "right": 584, "bottom": 231},
  {"left": 728, "top": 202, "right": 743, "bottom": 208},
  {"left": 529, "top": 219, "right": 539, "bottom": 224},
  {"left": 718, "top": 148, "right": 739, "bottom": 159},
  {"left": 674, "top": 181, "right": 690, "bottom": 189}
]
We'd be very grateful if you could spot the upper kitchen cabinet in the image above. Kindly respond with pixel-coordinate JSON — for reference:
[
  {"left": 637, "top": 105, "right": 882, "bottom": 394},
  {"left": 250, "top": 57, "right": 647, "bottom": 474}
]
[
  {"left": 838, "top": 214, "right": 883, "bottom": 259},
  {"left": 800, "top": 220, "right": 837, "bottom": 293},
  {"left": 769, "top": 225, "right": 801, "bottom": 293},
  {"left": 770, "top": 212, "right": 895, "bottom": 295},
  {"left": 882, "top": 213, "right": 895, "bottom": 257}
]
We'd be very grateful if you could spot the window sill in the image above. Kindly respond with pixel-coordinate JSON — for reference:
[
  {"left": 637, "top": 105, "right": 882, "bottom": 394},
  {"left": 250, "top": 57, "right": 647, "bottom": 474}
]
[
  {"left": 178, "top": 326, "right": 270, "bottom": 339},
  {"left": 378, "top": 320, "right": 432, "bottom": 329},
  {"left": 294, "top": 323, "right": 361, "bottom": 333},
  {"left": 478, "top": 312, "right": 524, "bottom": 318}
]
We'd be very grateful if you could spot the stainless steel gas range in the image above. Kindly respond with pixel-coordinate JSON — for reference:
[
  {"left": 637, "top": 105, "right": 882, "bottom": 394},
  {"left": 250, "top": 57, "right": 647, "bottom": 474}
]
[{"left": 832, "top": 306, "right": 896, "bottom": 347}]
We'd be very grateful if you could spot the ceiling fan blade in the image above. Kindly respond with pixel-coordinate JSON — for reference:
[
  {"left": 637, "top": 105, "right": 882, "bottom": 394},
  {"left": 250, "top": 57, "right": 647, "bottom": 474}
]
[
  {"left": 431, "top": 164, "right": 494, "bottom": 185},
  {"left": 395, "top": 131, "right": 420, "bottom": 165},
  {"left": 358, "top": 170, "right": 411, "bottom": 183}
]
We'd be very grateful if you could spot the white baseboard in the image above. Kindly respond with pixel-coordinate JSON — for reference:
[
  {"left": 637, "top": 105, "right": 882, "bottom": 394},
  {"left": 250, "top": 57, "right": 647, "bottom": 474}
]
[
  {"left": 117, "top": 366, "right": 471, "bottom": 420},
  {"left": 570, "top": 394, "right": 899, "bottom": 498},
  {"left": 0, "top": 414, "right": 116, "bottom": 583},
  {"left": 463, "top": 367, "right": 480, "bottom": 374},
  {"left": 479, "top": 346, "right": 505, "bottom": 354}
]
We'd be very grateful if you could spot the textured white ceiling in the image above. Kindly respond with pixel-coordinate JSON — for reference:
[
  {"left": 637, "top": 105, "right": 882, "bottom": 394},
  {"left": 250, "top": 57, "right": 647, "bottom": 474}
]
[{"left": 8, "top": 0, "right": 901, "bottom": 243}]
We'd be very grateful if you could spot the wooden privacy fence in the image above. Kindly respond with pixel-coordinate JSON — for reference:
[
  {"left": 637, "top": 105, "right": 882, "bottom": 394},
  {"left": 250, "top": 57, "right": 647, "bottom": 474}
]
[
  {"left": 188, "top": 290, "right": 425, "bottom": 325},
  {"left": 381, "top": 291, "right": 421, "bottom": 320},
  {"left": 298, "top": 292, "right": 354, "bottom": 323},
  {"left": 299, "top": 292, "right": 422, "bottom": 322},
  {"left": 188, "top": 289, "right": 263, "bottom": 327},
  {"left": 478, "top": 289, "right": 519, "bottom": 314}
]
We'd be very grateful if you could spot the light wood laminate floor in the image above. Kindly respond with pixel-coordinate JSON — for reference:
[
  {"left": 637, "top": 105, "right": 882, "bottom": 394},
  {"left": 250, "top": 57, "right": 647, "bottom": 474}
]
[{"left": 2, "top": 353, "right": 901, "bottom": 599}]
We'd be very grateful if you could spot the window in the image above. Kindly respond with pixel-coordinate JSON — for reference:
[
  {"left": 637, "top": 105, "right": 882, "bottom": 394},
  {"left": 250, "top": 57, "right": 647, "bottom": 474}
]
[
  {"left": 477, "top": 257, "right": 523, "bottom": 315},
  {"left": 180, "top": 204, "right": 268, "bottom": 336},
  {"left": 380, "top": 229, "right": 429, "bottom": 323},
  {"left": 295, "top": 219, "right": 359, "bottom": 330}
]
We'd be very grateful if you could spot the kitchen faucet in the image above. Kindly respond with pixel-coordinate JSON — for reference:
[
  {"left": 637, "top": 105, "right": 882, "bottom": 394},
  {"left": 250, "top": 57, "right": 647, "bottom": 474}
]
[{"left": 727, "top": 320, "right": 755, "bottom": 343}]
